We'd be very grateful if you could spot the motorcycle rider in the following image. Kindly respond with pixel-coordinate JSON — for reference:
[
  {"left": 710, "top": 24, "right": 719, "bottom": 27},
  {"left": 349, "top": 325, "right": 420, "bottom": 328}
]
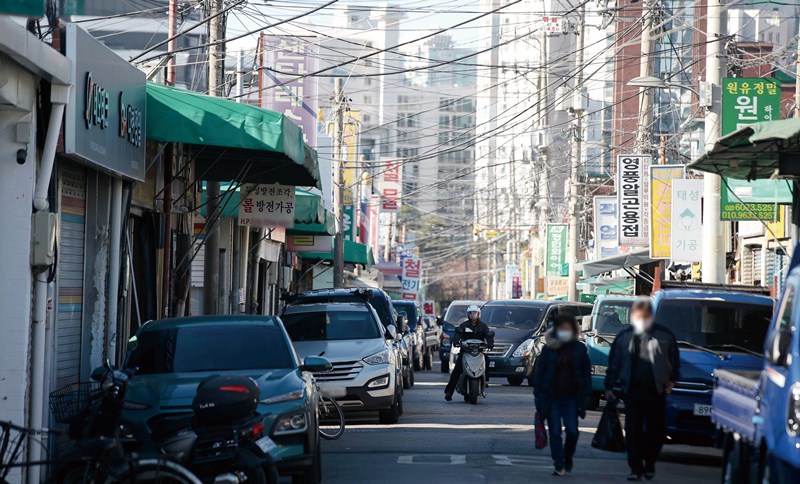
[{"left": 444, "top": 305, "right": 494, "bottom": 401}]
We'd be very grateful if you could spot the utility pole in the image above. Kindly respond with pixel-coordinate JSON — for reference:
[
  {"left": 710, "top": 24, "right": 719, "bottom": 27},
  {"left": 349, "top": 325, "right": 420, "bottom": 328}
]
[
  {"left": 567, "top": 8, "right": 585, "bottom": 302},
  {"left": 204, "top": 0, "right": 225, "bottom": 313},
  {"left": 333, "top": 78, "right": 345, "bottom": 287},
  {"left": 701, "top": 0, "right": 726, "bottom": 283},
  {"left": 167, "top": 0, "right": 177, "bottom": 85},
  {"left": 635, "top": 0, "right": 655, "bottom": 150}
]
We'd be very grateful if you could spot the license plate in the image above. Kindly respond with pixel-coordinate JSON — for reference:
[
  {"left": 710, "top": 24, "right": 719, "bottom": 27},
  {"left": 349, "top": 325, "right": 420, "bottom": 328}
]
[
  {"left": 693, "top": 403, "right": 712, "bottom": 417},
  {"left": 489, "top": 361, "right": 495, "bottom": 368},
  {"left": 255, "top": 436, "right": 277, "bottom": 454}
]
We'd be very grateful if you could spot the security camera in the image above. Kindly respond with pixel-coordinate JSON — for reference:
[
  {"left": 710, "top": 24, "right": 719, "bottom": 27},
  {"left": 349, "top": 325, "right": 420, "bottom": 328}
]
[{"left": 16, "top": 148, "right": 27, "bottom": 165}]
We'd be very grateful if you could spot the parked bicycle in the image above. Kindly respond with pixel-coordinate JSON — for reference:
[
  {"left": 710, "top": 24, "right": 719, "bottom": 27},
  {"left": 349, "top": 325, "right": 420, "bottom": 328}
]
[
  {"left": 315, "top": 382, "right": 345, "bottom": 441},
  {"left": 0, "top": 360, "right": 201, "bottom": 483}
]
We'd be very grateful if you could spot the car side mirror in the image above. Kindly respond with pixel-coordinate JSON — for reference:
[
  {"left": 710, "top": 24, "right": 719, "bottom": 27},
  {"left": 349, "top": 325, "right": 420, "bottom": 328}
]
[
  {"left": 90, "top": 365, "right": 107, "bottom": 382},
  {"left": 300, "top": 356, "right": 332, "bottom": 373},
  {"left": 581, "top": 315, "right": 593, "bottom": 333},
  {"left": 396, "top": 315, "right": 408, "bottom": 334},
  {"left": 386, "top": 324, "right": 398, "bottom": 340}
]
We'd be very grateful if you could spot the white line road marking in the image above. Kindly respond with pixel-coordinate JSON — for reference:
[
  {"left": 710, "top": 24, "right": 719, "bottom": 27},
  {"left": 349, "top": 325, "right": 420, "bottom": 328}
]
[
  {"left": 397, "top": 454, "right": 467, "bottom": 465},
  {"left": 492, "top": 455, "right": 552, "bottom": 467}
]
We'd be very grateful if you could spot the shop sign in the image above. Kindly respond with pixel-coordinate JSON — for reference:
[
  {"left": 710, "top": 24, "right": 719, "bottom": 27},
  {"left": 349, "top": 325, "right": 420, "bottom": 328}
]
[
  {"left": 593, "top": 196, "right": 619, "bottom": 259},
  {"left": 671, "top": 179, "right": 703, "bottom": 262},
  {"left": 238, "top": 184, "right": 296, "bottom": 228},
  {"left": 649, "top": 165, "right": 684, "bottom": 259},
  {"left": 720, "top": 78, "right": 782, "bottom": 221},
  {"left": 379, "top": 161, "right": 402, "bottom": 213},
  {"left": 617, "top": 154, "right": 651, "bottom": 247},
  {"left": 287, "top": 235, "right": 332, "bottom": 252},
  {"left": 401, "top": 257, "right": 422, "bottom": 300},
  {"left": 547, "top": 277, "right": 568, "bottom": 297},
  {"left": 423, "top": 300, "right": 435, "bottom": 316},
  {"left": 545, "top": 224, "right": 567, "bottom": 276},
  {"left": 64, "top": 24, "right": 145, "bottom": 181}
]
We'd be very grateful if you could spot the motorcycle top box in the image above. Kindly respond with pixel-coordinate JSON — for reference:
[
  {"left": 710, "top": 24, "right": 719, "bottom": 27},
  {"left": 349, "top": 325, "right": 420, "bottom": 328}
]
[{"left": 192, "top": 375, "right": 260, "bottom": 424}]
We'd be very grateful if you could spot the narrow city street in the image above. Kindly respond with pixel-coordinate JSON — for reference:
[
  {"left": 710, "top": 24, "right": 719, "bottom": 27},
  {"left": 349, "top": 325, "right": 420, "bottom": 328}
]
[{"left": 320, "top": 366, "right": 722, "bottom": 483}]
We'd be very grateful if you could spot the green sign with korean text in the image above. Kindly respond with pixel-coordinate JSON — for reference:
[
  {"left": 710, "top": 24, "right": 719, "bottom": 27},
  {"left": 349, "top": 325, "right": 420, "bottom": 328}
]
[
  {"left": 545, "top": 224, "right": 567, "bottom": 276},
  {"left": 720, "top": 78, "right": 782, "bottom": 220},
  {"left": 0, "top": 0, "right": 44, "bottom": 17}
]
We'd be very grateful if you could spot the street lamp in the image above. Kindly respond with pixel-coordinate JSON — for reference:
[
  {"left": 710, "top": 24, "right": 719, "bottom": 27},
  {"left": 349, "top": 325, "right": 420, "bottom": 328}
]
[{"left": 627, "top": 75, "right": 700, "bottom": 97}]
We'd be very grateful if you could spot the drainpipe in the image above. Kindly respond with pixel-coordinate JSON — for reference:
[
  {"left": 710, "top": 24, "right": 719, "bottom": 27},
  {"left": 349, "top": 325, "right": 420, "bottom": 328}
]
[
  {"left": 107, "top": 178, "right": 123, "bottom": 364},
  {"left": 29, "top": 83, "right": 70, "bottom": 484}
]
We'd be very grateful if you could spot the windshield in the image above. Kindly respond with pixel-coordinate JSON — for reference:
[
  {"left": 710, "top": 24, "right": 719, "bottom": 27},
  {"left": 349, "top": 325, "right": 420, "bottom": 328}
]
[
  {"left": 595, "top": 300, "right": 633, "bottom": 335},
  {"left": 393, "top": 303, "right": 418, "bottom": 329},
  {"left": 126, "top": 324, "right": 293, "bottom": 375},
  {"left": 655, "top": 299, "right": 773, "bottom": 353},
  {"left": 282, "top": 310, "right": 381, "bottom": 341},
  {"left": 481, "top": 305, "right": 544, "bottom": 330}
]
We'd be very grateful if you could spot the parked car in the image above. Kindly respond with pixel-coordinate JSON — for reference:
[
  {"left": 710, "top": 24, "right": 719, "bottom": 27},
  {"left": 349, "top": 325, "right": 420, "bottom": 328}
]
[
  {"left": 439, "top": 300, "right": 485, "bottom": 373},
  {"left": 120, "top": 315, "right": 328, "bottom": 483},
  {"left": 711, "top": 270, "right": 799, "bottom": 482},
  {"left": 480, "top": 299, "right": 592, "bottom": 385},
  {"left": 580, "top": 295, "right": 636, "bottom": 409},
  {"left": 393, "top": 300, "right": 438, "bottom": 371},
  {"left": 651, "top": 287, "right": 774, "bottom": 445},
  {"left": 281, "top": 302, "right": 403, "bottom": 424},
  {"left": 283, "top": 288, "right": 414, "bottom": 390}
]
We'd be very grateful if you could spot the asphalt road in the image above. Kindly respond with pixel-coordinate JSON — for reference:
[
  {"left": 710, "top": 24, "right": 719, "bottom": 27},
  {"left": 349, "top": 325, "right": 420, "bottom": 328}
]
[{"left": 319, "top": 363, "right": 723, "bottom": 483}]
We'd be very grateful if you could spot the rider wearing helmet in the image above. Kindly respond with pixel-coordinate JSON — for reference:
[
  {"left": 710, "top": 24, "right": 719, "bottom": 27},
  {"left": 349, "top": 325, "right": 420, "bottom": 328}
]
[{"left": 444, "top": 304, "right": 494, "bottom": 401}]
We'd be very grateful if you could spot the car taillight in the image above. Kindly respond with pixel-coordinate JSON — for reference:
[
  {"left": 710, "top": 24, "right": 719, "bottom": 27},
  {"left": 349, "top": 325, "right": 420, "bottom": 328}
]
[
  {"left": 219, "top": 385, "right": 251, "bottom": 393},
  {"left": 787, "top": 383, "right": 800, "bottom": 437},
  {"left": 241, "top": 421, "right": 265, "bottom": 440}
]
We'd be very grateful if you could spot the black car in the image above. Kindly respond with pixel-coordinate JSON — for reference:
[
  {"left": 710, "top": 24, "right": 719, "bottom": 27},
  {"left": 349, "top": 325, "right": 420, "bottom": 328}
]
[
  {"left": 283, "top": 288, "right": 414, "bottom": 389},
  {"left": 481, "top": 300, "right": 593, "bottom": 385},
  {"left": 392, "top": 300, "right": 437, "bottom": 371}
]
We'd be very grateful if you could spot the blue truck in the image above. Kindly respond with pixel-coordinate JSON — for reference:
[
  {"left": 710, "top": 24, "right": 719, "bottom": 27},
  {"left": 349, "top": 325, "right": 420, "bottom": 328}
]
[
  {"left": 650, "top": 285, "right": 774, "bottom": 445},
  {"left": 711, "top": 271, "right": 800, "bottom": 482}
]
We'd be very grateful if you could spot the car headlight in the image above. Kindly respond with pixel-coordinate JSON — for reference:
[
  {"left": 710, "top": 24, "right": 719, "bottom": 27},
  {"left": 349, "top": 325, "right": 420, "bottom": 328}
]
[
  {"left": 441, "top": 333, "right": 451, "bottom": 346},
  {"left": 122, "top": 401, "right": 151, "bottom": 410},
  {"left": 366, "top": 375, "right": 390, "bottom": 389},
  {"left": 787, "top": 383, "right": 800, "bottom": 436},
  {"left": 512, "top": 339, "right": 535, "bottom": 358},
  {"left": 260, "top": 389, "right": 304, "bottom": 405},
  {"left": 363, "top": 349, "right": 390, "bottom": 365},
  {"left": 273, "top": 413, "right": 307, "bottom": 436}
]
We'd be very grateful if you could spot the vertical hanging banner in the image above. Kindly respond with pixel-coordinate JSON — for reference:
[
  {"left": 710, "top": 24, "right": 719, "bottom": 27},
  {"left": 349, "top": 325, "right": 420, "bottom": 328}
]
[
  {"left": 720, "top": 78, "right": 782, "bottom": 220},
  {"left": 617, "top": 154, "right": 651, "bottom": 247},
  {"left": 593, "top": 196, "right": 619, "bottom": 259},
  {"left": 649, "top": 165, "right": 685, "bottom": 259},
  {"left": 505, "top": 265, "right": 522, "bottom": 299},
  {"left": 261, "top": 35, "right": 319, "bottom": 147},
  {"left": 401, "top": 257, "right": 422, "bottom": 300},
  {"left": 545, "top": 224, "right": 568, "bottom": 275},
  {"left": 422, "top": 300, "right": 435, "bottom": 317},
  {"left": 238, "top": 184, "right": 296, "bottom": 227},
  {"left": 379, "top": 161, "right": 402, "bottom": 213},
  {"left": 368, "top": 195, "right": 380, "bottom": 257},
  {"left": 671, "top": 179, "right": 704, "bottom": 262}
]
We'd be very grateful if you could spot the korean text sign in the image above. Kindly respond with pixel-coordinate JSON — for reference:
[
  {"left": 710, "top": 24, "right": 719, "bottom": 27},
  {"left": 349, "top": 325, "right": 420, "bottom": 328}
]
[
  {"left": 670, "top": 179, "right": 703, "bottom": 262},
  {"left": 650, "top": 166, "right": 685, "bottom": 259},
  {"left": 593, "top": 196, "right": 619, "bottom": 259},
  {"left": 545, "top": 224, "right": 567, "bottom": 276},
  {"left": 617, "top": 155, "right": 651, "bottom": 247},
  {"left": 380, "top": 161, "right": 403, "bottom": 213},
  {"left": 720, "top": 78, "right": 781, "bottom": 221},
  {"left": 401, "top": 257, "right": 422, "bottom": 300},
  {"left": 238, "top": 184, "right": 296, "bottom": 228},
  {"left": 423, "top": 300, "right": 435, "bottom": 316}
]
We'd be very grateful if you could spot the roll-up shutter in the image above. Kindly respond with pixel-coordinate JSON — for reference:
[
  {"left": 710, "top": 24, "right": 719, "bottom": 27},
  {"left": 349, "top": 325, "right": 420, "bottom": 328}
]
[
  {"left": 741, "top": 247, "right": 754, "bottom": 285},
  {"left": 56, "top": 164, "right": 87, "bottom": 387}
]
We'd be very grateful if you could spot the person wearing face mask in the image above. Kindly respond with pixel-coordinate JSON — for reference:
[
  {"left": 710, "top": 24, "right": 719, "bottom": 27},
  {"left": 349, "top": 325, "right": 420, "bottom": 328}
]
[
  {"left": 605, "top": 297, "right": 680, "bottom": 481},
  {"left": 533, "top": 314, "right": 591, "bottom": 476}
]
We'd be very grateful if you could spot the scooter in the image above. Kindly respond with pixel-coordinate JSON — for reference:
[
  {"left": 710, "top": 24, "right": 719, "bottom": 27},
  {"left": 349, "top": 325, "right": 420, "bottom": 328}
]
[{"left": 455, "top": 338, "right": 490, "bottom": 405}]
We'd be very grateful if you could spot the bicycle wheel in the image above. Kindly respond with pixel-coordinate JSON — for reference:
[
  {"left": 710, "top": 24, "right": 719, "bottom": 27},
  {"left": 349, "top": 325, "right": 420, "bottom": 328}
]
[
  {"left": 125, "top": 458, "right": 202, "bottom": 484},
  {"left": 318, "top": 397, "right": 345, "bottom": 440}
]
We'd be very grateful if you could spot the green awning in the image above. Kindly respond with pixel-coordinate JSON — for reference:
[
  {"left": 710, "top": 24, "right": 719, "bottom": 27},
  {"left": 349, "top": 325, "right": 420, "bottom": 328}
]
[
  {"left": 287, "top": 210, "right": 335, "bottom": 236},
  {"left": 299, "top": 240, "right": 375, "bottom": 266},
  {"left": 146, "top": 83, "right": 319, "bottom": 187},
  {"left": 688, "top": 118, "right": 800, "bottom": 180}
]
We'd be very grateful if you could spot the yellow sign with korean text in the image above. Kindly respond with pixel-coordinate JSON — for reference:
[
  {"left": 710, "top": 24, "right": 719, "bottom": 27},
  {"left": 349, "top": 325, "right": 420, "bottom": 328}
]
[{"left": 649, "top": 165, "right": 685, "bottom": 259}]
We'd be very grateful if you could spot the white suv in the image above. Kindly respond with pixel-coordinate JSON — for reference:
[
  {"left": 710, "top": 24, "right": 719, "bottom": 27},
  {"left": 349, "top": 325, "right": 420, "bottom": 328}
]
[{"left": 280, "top": 302, "right": 403, "bottom": 424}]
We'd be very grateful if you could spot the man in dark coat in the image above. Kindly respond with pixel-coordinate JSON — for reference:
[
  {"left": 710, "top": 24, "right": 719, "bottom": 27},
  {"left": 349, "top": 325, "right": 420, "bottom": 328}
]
[
  {"left": 444, "top": 304, "right": 493, "bottom": 400},
  {"left": 605, "top": 297, "right": 680, "bottom": 481}
]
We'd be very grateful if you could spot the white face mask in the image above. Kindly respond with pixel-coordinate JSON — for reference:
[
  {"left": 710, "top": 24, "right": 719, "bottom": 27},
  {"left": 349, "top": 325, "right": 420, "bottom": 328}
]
[
  {"left": 631, "top": 317, "right": 653, "bottom": 335},
  {"left": 556, "top": 330, "right": 573, "bottom": 343}
]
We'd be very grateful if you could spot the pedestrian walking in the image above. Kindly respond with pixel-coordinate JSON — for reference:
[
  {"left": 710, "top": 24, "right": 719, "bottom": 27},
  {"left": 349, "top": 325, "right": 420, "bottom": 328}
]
[
  {"left": 604, "top": 297, "right": 680, "bottom": 481},
  {"left": 533, "top": 314, "right": 591, "bottom": 476}
]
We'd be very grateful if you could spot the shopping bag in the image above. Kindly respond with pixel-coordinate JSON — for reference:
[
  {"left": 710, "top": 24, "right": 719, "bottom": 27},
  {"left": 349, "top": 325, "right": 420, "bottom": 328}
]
[
  {"left": 534, "top": 412, "right": 548, "bottom": 450},
  {"left": 591, "top": 402, "right": 626, "bottom": 452}
]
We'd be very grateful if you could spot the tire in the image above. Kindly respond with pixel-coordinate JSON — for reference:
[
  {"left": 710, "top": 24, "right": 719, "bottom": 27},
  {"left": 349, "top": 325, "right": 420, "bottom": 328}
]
[
  {"left": 413, "top": 348, "right": 423, "bottom": 371},
  {"left": 586, "top": 392, "right": 601, "bottom": 411},
  {"left": 129, "top": 458, "right": 203, "bottom": 484},
  {"left": 293, "top": 440, "right": 321, "bottom": 484},
  {"left": 722, "top": 439, "right": 745, "bottom": 484},
  {"left": 403, "top": 365, "right": 414, "bottom": 389},
  {"left": 468, "top": 378, "right": 479, "bottom": 405},
  {"left": 379, "top": 394, "right": 402, "bottom": 424},
  {"left": 507, "top": 376, "right": 524, "bottom": 386},
  {"left": 319, "top": 397, "right": 345, "bottom": 440},
  {"left": 423, "top": 349, "right": 433, "bottom": 370},
  {"left": 440, "top": 358, "right": 449, "bottom": 373}
]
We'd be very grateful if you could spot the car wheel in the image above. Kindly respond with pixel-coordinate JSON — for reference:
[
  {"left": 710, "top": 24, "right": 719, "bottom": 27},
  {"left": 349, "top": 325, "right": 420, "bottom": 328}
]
[
  {"left": 413, "top": 349, "right": 422, "bottom": 371},
  {"left": 404, "top": 364, "right": 415, "bottom": 389},
  {"left": 423, "top": 348, "right": 433, "bottom": 370},
  {"left": 586, "top": 392, "right": 601, "bottom": 411},
  {"left": 507, "top": 376, "right": 524, "bottom": 386},
  {"left": 379, "top": 394, "right": 402, "bottom": 424},
  {"left": 721, "top": 439, "right": 744, "bottom": 484}
]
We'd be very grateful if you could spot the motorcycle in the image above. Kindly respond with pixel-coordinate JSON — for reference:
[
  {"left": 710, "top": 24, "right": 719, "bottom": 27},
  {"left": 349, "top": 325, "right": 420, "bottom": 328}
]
[{"left": 455, "top": 338, "right": 490, "bottom": 405}]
